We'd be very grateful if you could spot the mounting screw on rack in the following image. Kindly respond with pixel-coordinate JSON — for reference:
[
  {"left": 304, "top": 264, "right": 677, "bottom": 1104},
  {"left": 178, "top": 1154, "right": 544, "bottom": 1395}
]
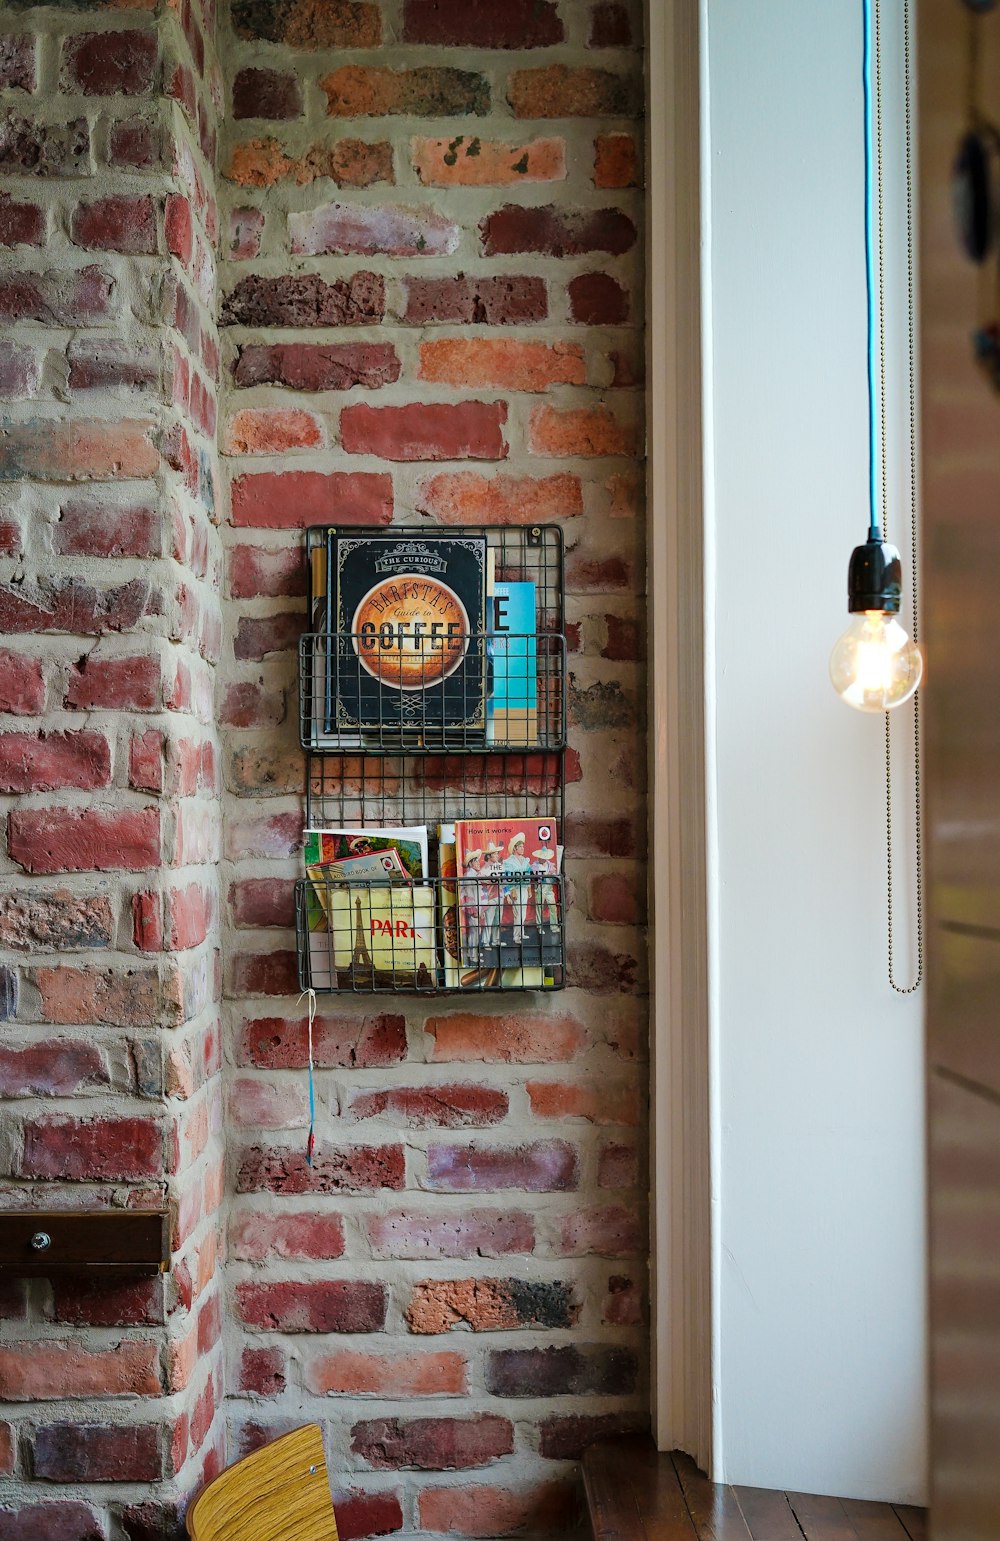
[{"left": 30, "top": 1231, "right": 51, "bottom": 1251}]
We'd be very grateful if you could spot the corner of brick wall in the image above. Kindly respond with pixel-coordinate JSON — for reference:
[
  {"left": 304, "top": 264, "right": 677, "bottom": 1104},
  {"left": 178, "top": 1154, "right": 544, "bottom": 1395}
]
[{"left": 217, "top": 0, "right": 649, "bottom": 1536}]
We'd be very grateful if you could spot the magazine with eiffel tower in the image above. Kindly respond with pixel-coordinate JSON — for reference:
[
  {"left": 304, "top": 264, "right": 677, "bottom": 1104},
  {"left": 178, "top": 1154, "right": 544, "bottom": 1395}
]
[{"left": 304, "top": 825, "right": 435, "bottom": 988}]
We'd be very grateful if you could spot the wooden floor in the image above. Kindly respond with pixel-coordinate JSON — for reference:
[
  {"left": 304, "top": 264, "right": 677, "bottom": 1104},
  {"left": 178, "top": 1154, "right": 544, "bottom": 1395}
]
[{"left": 583, "top": 1442, "right": 928, "bottom": 1541}]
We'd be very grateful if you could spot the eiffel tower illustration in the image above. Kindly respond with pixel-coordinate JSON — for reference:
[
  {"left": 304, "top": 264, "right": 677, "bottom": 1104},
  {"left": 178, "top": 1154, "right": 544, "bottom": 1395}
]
[{"left": 349, "top": 896, "right": 374, "bottom": 985}]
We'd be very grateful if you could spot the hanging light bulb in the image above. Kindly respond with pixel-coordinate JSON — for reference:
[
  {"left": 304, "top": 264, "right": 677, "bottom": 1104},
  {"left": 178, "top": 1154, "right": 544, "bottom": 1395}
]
[{"left": 829, "top": 534, "right": 922, "bottom": 711}]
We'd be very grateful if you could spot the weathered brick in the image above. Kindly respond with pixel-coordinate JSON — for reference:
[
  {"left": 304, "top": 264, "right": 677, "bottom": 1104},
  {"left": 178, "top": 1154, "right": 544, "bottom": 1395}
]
[
  {"left": 527, "top": 1079, "right": 641, "bottom": 1125},
  {"left": 229, "top": 1209, "right": 345, "bottom": 1262},
  {"left": 0, "top": 891, "right": 113, "bottom": 953},
  {"left": 591, "top": 2, "right": 633, "bottom": 45},
  {"left": 291, "top": 202, "right": 459, "bottom": 258},
  {"left": 418, "top": 1482, "right": 578, "bottom": 1538},
  {"left": 164, "top": 194, "right": 192, "bottom": 263},
  {"left": 0, "top": 1040, "right": 110, "bottom": 1097},
  {"left": 237, "top": 1142, "right": 405, "bottom": 1194},
  {"left": 228, "top": 1077, "right": 307, "bottom": 1129},
  {"left": 0, "top": 194, "right": 44, "bottom": 247},
  {"left": 229, "top": 205, "right": 264, "bottom": 259},
  {"left": 331, "top": 1490, "right": 404, "bottom": 1541},
  {"left": 233, "top": 341, "right": 398, "bottom": 390},
  {"left": 347, "top": 1084, "right": 508, "bottom": 1127},
  {"left": 109, "top": 117, "right": 160, "bottom": 169},
  {"left": 0, "top": 1342, "right": 160, "bottom": 1401},
  {"left": 238, "top": 1346, "right": 286, "bottom": 1397},
  {"left": 234, "top": 611, "right": 302, "bottom": 662},
  {"left": 64, "top": 655, "right": 160, "bottom": 712},
  {"left": 232, "top": 0, "right": 382, "bottom": 48},
  {"left": 21, "top": 1115, "right": 162, "bottom": 1179},
  {"left": 426, "top": 1140, "right": 578, "bottom": 1192},
  {"left": 129, "top": 730, "right": 164, "bottom": 794},
  {"left": 232, "top": 66, "right": 302, "bottom": 120},
  {"left": 220, "top": 682, "right": 286, "bottom": 730},
  {"left": 404, "top": 0, "right": 561, "bottom": 44},
  {"left": 0, "top": 420, "right": 158, "bottom": 481},
  {"left": 402, "top": 275, "right": 546, "bottom": 326},
  {"left": 412, "top": 136, "right": 565, "bottom": 186},
  {"left": 0, "top": 36, "right": 35, "bottom": 93},
  {"left": 54, "top": 500, "right": 158, "bottom": 558},
  {"left": 417, "top": 471, "right": 582, "bottom": 525},
  {"left": 0, "top": 1502, "right": 106, "bottom": 1541},
  {"left": 406, "top": 1278, "right": 579, "bottom": 1335},
  {"left": 529, "top": 404, "right": 638, "bottom": 456},
  {"left": 307, "top": 1349, "right": 466, "bottom": 1398},
  {"left": 0, "top": 264, "right": 113, "bottom": 324},
  {"left": 598, "top": 1141, "right": 639, "bottom": 1189},
  {"left": 0, "top": 117, "right": 89, "bottom": 176},
  {"left": 556, "top": 1205, "right": 643, "bottom": 1256},
  {"left": 72, "top": 196, "right": 157, "bottom": 254},
  {"left": 67, "top": 339, "right": 158, "bottom": 389},
  {"left": 231, "top": 470, "right": 393, "bottom": 528},
  {"left": 0, "top": 650, "right": 45, "bottom": 714},
  {"left": 0, "top": 1420, "right": 11, "bottom": 1476},
  {"left": 62, "top": 31, "right": 157, "bottom": 96},
  {"left": 238, "top": 1012, "right": 407, "bottom": 1069},
  {"left": 426, "top": 1011, "right": 587, "bottom": 1062},
  {"left": 33, "top": 1423, "right": 162, "bottom": 1482},
  {"left": 539, "top": 1413, "right": 648, "bottom": 1461},
  {"left": 568, "top": 271, "right": 630, "bottom": 324},
  {"left": 0, "top": 730, "right": 110, "bottom": 793},
  {"left": 366, "top": 1210, "right": 534, "bottom": 1260},
  {"left": 603, "top": 1275, "right": 643, "bottom": 1325},
  {"left": 9, "top": 808, "right": 160, "bottom": 873},
  {"left": 223, "top": 271, "right": 384, "bottom": 328},
  {"left": 509, "top": 65, "right": 639, "bottom": 117},
  {"left": 224, "top": 408, "right": 324, "bottom": 455},
  {"left": 50, "top": 1277, "right": 164, "bottom": 1328},
  {"left": 485, "top": 1343, "right": 637, "bottom": 1397},
  {"left": 420, "top": 338, "right": 584, "bottom": 391},
  {"left": 482, "top": 204, "right": 636, "bottom": 257},
  {"left": 0, "top": 341, "right": 38, "bottom": 397},
  {"left": 229, "top": 545, "right": 306, "bottom": 600},
  {"left": 341, "top": 402, "right": 507, "bottom": 462},
  {"left": 236, "top": 1280, "right": 387, "bottom": 1333},
  {"left": 322, "top": 65, "right": 488, "bottom": 118},
  {"left": 352, "top": 1416, "right": 513, "bottom": 1471},
  {"left": 595, "top": 131, "right": 639, "bottom": 189}
]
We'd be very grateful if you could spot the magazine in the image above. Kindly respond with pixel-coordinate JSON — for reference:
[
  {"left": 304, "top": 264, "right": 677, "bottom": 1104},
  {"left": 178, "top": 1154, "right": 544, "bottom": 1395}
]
[
  {"left": 304, "top": 826, "right": 428, "bottom": 882},
  {"left": 453, "top": 817, "right": 562, "bottom": 977},
  {"left": 488, "top": 580, "right": 537, "bottom": 746},
  {"left": 438, "top": 822, "right": 462, "bottom": 988},
  {"left": 311, "top": 883, "right": 437, "bottom": 990}
]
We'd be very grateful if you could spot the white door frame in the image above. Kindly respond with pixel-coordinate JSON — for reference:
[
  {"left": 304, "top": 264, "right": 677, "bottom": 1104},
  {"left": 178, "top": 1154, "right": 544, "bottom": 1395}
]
[{"left": 645, "top": 0, "right": 714, "bottom": 1471}]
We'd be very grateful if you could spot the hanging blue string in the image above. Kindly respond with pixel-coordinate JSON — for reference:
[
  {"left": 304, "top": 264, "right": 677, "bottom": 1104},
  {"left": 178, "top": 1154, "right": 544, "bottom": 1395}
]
[{"left": 862, "top": 0, "right": 879, "bottom": 541}]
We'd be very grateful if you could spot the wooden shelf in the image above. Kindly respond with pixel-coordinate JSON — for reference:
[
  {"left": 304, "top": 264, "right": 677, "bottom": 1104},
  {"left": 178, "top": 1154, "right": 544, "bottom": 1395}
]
[{"left": 0, "top": 1210, "right": 169, "bottom": 1276}]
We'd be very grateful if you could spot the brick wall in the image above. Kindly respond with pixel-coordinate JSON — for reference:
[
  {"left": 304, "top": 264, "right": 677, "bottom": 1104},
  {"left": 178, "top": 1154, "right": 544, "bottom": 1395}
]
[
  {"left": 218, "top": 1, "right": 648, "bottom": 1536},
  {"left": 0, "top": 2, "right": 226, "bottom": 1537},
  {"left": 0, "top": 0, "right": 648, "bottom": 1535}
]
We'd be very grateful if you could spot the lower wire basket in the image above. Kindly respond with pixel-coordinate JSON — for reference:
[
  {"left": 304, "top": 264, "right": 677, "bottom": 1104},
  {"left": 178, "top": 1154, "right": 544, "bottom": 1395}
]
[{"left": 296, "top": 874, "right": 566, "bottom": 994}]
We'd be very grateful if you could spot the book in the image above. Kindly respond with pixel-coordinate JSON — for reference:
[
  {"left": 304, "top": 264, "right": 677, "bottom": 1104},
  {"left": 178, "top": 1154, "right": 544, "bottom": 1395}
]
[
  {"left": 332, "top": 533, "right": 489, "bottom": 737},
  {"left": 453, "top": 817, "right": 562, "bottom": 977},
  {"left": 438, "top": 823, "right": 462, "bottom": 988},
  {"left": 304, "top": 826, "right": 428, "bottom": 881},
  {"left": 488, "top": 580, "right": 537, "bottom": 746},
  {"left": 327, "top": 883, "right": 437, "bottom": 989}
]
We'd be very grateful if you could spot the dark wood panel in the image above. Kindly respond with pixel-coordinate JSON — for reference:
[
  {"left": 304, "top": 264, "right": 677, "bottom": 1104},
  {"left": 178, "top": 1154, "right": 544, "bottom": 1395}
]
[
  {"left": 672, "top": 1453, "right": 752, "bottom": 1540},
  {"left": 839, "top": 1498, "right": 910, "bottom": 1540},
  {"left": 0, "top": 1210, "right": 169, "bottom": 1275},
  {"left": 731, "top": 1486, "right": 803, "bottom": 1541}
]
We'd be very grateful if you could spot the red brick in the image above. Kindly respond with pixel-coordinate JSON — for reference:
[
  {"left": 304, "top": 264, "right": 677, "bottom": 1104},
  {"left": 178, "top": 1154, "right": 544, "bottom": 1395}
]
[
  {"left": 530, "top": 404, "right": 637, "bottom": 456},
  {"left": 224, "top": 407, "right": 323, "bottom": 455},
  {"left": 568, "top": 271, "right": 630, "bottom": 324},
  {"left": 402, "top": 275, "right": 546, "bottom": 326},
  {"left": 0, "top": 1041, "right": 109, "bottom": 1098},
  {"left": 588, "top": 869, "right": 641, "bottom": 925},
  {"left": 33, "top": 1423, "right": 162, "bottom": 1482},
  {"left": 228, "top": 1077, "right": 308, "bottom": 1129},
  {"left": 0, "top": 116, "right": 89, "bottom": 175},
  {"left": 169, "top": 883, "right": 215, "bottom": 950},
  {"left": 591, "top": 2, "right": 632, "bottom": 45},
  {"left": 34, "top": 962, "right": 162, "bottom": 1027},
  {"left": 50, "top": 1277, "right": 163, "bottom": 1328},
  {"left": 348, "top": 1084, "right": 508, "bottom": 1128},
  {"left": 0, "top": 730, "right": 110, "bottom": 793},
  {"left": 109, "top": 117, "right": 159, "bottom": 169},
  {"left": 68, "top": 339, "right": 158, "bottom": 389},
  {"left": 486, "top": 1342, "right": 637, "bottom": 1397},
  {"left": 352, "top": 1416, "right": 513, "bottom": 1471},
  {"left": 426, "top": 1011, "right": 586, "bottom": 1062},
  {"left": 341, "top": 401, "right": 507, "bottom": 462},
  {"left": 418, "top": 1482, "right": 577, "bottom": 1537},
  {"left": 9, "top": 807, "right": 160, "bottom": 874},
  {"left": 235, "top": 612, "right": 303, "bottom": 662},
  {"left": 331, "top": 1491, "right": 404, "bottom": 1541},
  {"left": 598, "top": 1141, "right": 639, "bottom": 1189},
  {"left": 223, "top": 271, "right": 384, "bottom": 327},
  {"left": 405, "top": 1277, "right": 578, "bottom": 1334},
  {"left": 220, "top": 682, "right": 286, "bottom": 730},
  {"left": 290, "top": 202, "right": 459, "bottom": 258},
  {"left": 0, "top": 650, "right": 44, "bottom": 714},
  {"left": 419, "top": 339, "right": 584, "bottom": 391},
  {"left": 540, "top": 1413, "right": 648, "bottom": 1461},
  {"left": 0, "top": 36, "right": 35, "bottom": 93},
  {"left": 229, "top": 1209, "right": 345, "bottom": 1262},
  {"left": 557, "top": 1204, "right": 643, "bottom": 1256},
  {"left": 237, "top": 1142, "right": 405, "bottom": 1195},
  {"left": 165, "top": 193, "right": 193, "bottom": 263},
  {"left": 55, "top": 499, "right": 158, "bottom": 558},
  {"left": 72, "top": 196, "right": 157, "bottom": 254},
  {"left": 227, "top": 135, "right": 394, "bottom": 190},
  {"left": 228, "top": 544, "right": 306, "bottom": 600},
  {"left": 427, "top": 1140, "right": 577, "bottom": 1192},
  {"left": 482, "top": 204, "right": 635, "bottom": 257},
  {"left": 233, "top": 0, "right": 381, "bottom": 47},
  {"left": 63, "top": 31, "right": 157, "bottom": 96},
  {"left": 0, "top": 264, "right": 113, "bottom": 325},
  {"left": 0, "top": 194, "right": 43, "bottom": 247},
  {"left": 0, "top": 1279, "right": 27, "bottom": 1320},
  {"left": 307, "top": 1349, "right": 466, "bottom": 1398},
  {"left": 238, "top": 1012, "right": 407, "bottom": 1069},
  {"left": 229, "top": 206, "right": 264, "bottom": 259},
  {"left": 0, "top": 1420, "right": 11, "bottom": 1476},
  {"left": 0, "top": 1503, "right": 106, "bottom": 1541},
  {"left": 0, "top": 341, "right": 38, "bottom": 397},
  {"left": 64, "top": 655, "right": 159, "bottom": 712},
  {"left": 509, "top": 65, "right": 639, "bottom": 117},
  {"left": 403, "top": 0, "right": 561, "bottom": 45},
  {"left": 236, "top": 1279, "right": 386, "bottom": 1334},
  {"left": 0, "top": 419, "right": 159, "bottom": 481},
  {"left": 321, "top": 65, "right": 487, "bottom": 118},
  {"left": 417, "top": 471, "right": 582, "bottom": 525},
  {"left": 594, "top": 132, "right": 638, "bottom": 189},
  {"left": 602, "top": 1274, "right": 643, "bottom": 1325},
  {"left": 0, "top": 519, "right": 20, "bottom": 555},
  {"left": 21, "top": 1115, "right": 162, "bottom": 1180},
  {"left": 233, "top": 66, "right": 303, "bottom": 120},
  {"left": 238, "top": 1346, "right": 286, "bottom": 1397},
  {"left": 129, "top": 730, "right": 164, "bottom": 794},
  {"left": 234, "top": 341, "right": 398, "bottom": 390},
  {"left": 527, "top": 1079, "right": 641, "bottom": 1125},
  {"left": 229, "top": 876, "right": 293, "bottom": 927},
  {"left": 231, "top": 470, "right": 392, "bottom": 528},
  {"left": 366, "top": 1210, "right": 534, "bottom": 1260},
  {"left": 412, "top": 135, "right": 565, "bottom": 186},
  {"left": 0, "top": 1342, "right": 160, "bottom": 1401}
]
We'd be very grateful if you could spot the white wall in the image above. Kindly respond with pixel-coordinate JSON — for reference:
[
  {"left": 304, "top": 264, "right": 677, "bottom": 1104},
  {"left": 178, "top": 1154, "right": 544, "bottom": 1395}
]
[{"left": 702, "top": 0, "right": 927, "bottom": 1503}]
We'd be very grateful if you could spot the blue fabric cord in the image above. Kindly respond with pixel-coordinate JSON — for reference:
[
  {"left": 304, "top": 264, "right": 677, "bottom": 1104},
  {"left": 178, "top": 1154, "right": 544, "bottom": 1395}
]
[{"left": 863, "top": 0, "right": 879, "bottom": 541}]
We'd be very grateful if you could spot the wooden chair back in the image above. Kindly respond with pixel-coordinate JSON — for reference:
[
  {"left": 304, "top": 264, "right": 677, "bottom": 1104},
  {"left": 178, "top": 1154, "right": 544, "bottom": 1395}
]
[{"left": 187, "top": 1425, "right": 339, "bottom": 1541}]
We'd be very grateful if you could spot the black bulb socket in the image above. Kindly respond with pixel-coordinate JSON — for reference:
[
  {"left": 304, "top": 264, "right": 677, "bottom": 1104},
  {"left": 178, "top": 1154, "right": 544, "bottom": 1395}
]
[{"left": 847, "top": 537, "right": 902, "bottom": 614}]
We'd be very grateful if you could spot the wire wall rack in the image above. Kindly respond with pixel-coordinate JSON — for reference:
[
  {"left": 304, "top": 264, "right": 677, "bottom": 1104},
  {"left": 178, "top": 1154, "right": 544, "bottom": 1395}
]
[{"left": 295, "top": 522, "right": 568, "bottom": 997}]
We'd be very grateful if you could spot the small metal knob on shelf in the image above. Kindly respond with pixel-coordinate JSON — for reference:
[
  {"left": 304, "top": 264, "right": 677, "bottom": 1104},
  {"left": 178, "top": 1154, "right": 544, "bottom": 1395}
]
[{"left": 29, "top": 1231, "right": 51, "bottom": 1251}]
